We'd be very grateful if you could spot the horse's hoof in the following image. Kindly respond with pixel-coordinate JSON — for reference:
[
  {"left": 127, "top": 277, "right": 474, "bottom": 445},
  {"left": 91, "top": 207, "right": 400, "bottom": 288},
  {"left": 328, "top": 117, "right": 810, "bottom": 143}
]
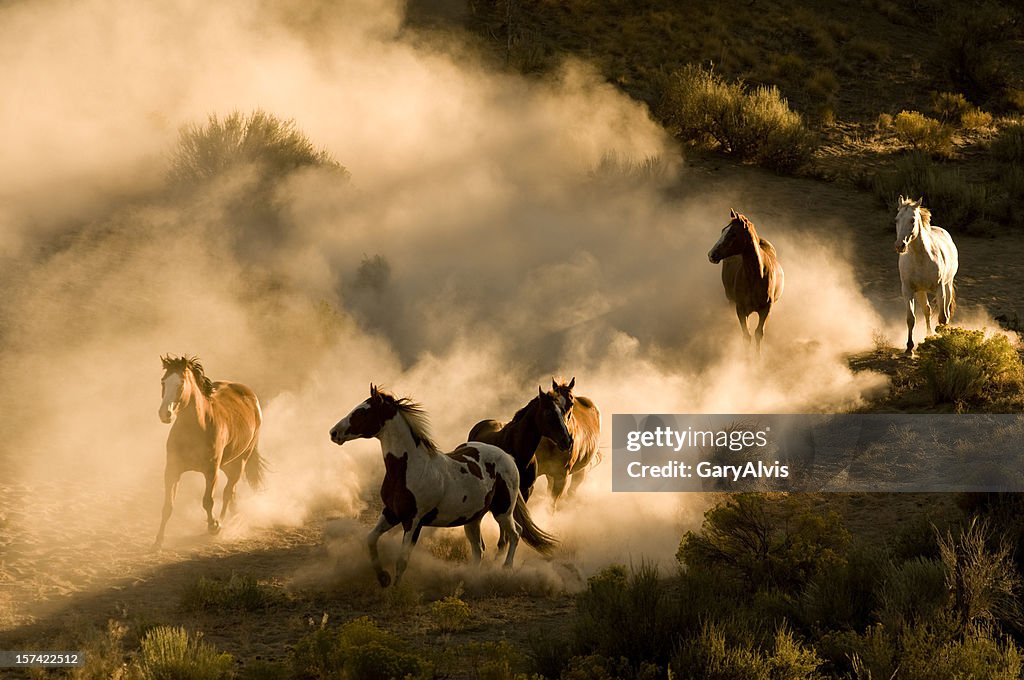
[
  {"left": 376, "top": 571, "right": 392, "bottom": 588},
  {"left": 208, "top": 522, "right": 221, "bottom": 535}
]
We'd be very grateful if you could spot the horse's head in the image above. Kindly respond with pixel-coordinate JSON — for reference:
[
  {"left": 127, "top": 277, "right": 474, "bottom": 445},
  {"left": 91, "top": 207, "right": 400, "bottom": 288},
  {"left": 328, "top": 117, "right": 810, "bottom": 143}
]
[
  {"left": 550, "top": 376, "right": 576, "bottom": 414},
  {"left": 330, "top": 384, "right": 399, "bottom": 445},
  {"left": 894, "top": 195, "right": 923, "bottom": 254},
  {"left": 708, "top": 209, "right": 753, "bottom": 263},
  {"left": 537, "top": 387, "right": 573, "bottom": 451},
  {"left": 159, "top": 354, "right": 189, "bottom": 424}
]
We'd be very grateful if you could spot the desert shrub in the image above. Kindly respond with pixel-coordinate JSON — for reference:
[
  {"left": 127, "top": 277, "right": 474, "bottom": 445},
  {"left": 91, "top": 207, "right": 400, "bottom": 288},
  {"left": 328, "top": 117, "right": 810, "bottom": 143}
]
[
  {"left": 560, "top": 655, "right": 663, "bottom": 680},
  {"left": 800, "top": 545, "right": 885, "bottom": 633},
  {"left": 573, "top": 562, "right": 679, "bottom": 668},
  {"left": 893, "top": 110, "right": 954, "bottom": 157},
  {"left": 961, "top": 108, "right": 994, "bottom": 130},
  {"left": 872, "top": 152, "right": 988, "bottom": 227},
  {"left": 992, "top": 122, "right": 1024, "bottom": 163},
  {"left": 938, "top": 518, "right": 1021, "bottom": 634},
  {"left": 290, "top": 616, "right": 432, "bottom": 680},
  {"left": 459, "top": 641, "right": 536, "bottom": 680},
  {"left": 876, "top": 112, "right": 894, "bottom": 131},
  {"left": 935, "top": 2, "right": 1018, "bottom": 103},
  {"left": 677, "top": 494, "right": 848, "bottom": 592},
  {"left": 931, "top": 91, "right": 972, "bottom": 123},
  {"left": 168, "top": 109, "right": 345, "bottom": 186},
  {"left": 661, "top": 65, "right": 817, "bottom": 171},
  {"left": 430, "top": 595, "right": 471, "bottom": 633},
  {"left": 180, "top": 572, "right": 283, "bottom": 611},
  {"left": 673, "top": 622, "right": 821, "bottom": 680},
  {"left": 875, "top": 557, "right": 948, "bottom": 630},
  {"left": 916, "top": 326, "right": 1024, "bottom": 405},
  {"left": 138, "top": 626, "right": 233, "bottom": 680},
  {"left": 806, "top": 68, "right": 839, "bottom": 101}
]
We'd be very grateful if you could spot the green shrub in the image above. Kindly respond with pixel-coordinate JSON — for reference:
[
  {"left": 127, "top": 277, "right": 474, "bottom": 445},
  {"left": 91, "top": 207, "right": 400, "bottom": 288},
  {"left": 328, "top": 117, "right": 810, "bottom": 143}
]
[
  {"left": 872, "top": 152, "right": 988, "bottom": 228},
  {"left": 893, "top": 111, "right": 954, "bottom": 158},
  {"left": 573, "top": 562, "right": 679, "bottom": 668},
  {"left": 290, "top": 616, "right": 432, "bottom": 680},
  {"left": 138, "top": 626, "right": 233, "bottom": 680},
  {"left": 917, "top": 326, "right": 1023, "bottom": 405},
  {"left": 938, "top": 519, "right": 1021, "bottom": 634},
  {"left": 168, "top": 110, "right": 345, "bottom": 186},
  {"left": 931, "top": 92, "right": 972, "bottom": 124},
  {"left": 800, "top": 545, "right": 885, "bottom": 633},
  {"left": 875, "top": 557, "right": 948, "bottom": 630},
  {"left": 673, "top": 622, "right": 821, "bottom": 680},
  {"left": 430, "top": 595, "right": 471, "bottom": 633},
  {"left": 677, "top": 494, "right": 848, "bottom": 592},
  {"left": 992, "top": 123, "right": 1024, "bottom": 164},
  {"left": 181, "top": 573, "right": 283, "bottom": 611},
  {"left": 961, "top": 108, "right": 994, "bottom": 130},
  {"left": 459, "top": 641, "right": 533, "bottom": 680},
  {"left": 661, "top": 65, "right": 817, "bottom": 171}
]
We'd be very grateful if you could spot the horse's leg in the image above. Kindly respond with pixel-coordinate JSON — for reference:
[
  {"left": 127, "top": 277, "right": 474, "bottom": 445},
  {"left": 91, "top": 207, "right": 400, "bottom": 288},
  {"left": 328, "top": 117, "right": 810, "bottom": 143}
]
[
  {"left": 566, "top": 468, "right": 588, "bottom": 498},
  {"left": 917, "top": 290, "right": 932, "bottom": 337},
  {"left": 367, "top": 514, "right": 398, "bottom": 587},
  {"left": 754, "top": 309, "right": 770, "bottom": 355},
  {"left": 154, "top": 466, "right": 181, "bottom": 549},
  {"left": 548, "top": 471, "right": 568, "bottom": 509},
  {"left": 395, "top": 517, "right": 430, "bottom": 586},
  {"left": 464, "top": 520, "right": 484, "bottom": 565},
  {"left": 520, "top": 457, "right": 538, "bottom": 504},
  {"left": 736, "top": 307, "right": 751, "bottom": 344},
  {"left": 904, "top": 294, "right": 917, "bottom": 354},
  {"left": 220, "top": 459, "right": 242, "bottom": 523},
  {"left": 202, "top": 467, "right": 220, "bottom": 535},
  {"left": 939, "top": 282, "right": 952, "bottom": 325},
  {"left": 495, "top": 511, "right": 521, "bottom": 569}
]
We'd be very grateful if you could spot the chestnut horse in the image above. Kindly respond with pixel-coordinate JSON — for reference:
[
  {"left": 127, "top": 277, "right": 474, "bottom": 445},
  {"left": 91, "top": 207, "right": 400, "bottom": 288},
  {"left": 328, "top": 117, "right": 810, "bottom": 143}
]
[
  {"left": 330, "top": 385, "right": 558, "bottom": 587},
  {"left": 155, "top": 355, "right": 266, "bottom": 548},
  {"left": 535, "top": 378, "right": 602, "bottom": 506},
  {"left": 708, "top": 209, "right": 785, "bottom": 354}
]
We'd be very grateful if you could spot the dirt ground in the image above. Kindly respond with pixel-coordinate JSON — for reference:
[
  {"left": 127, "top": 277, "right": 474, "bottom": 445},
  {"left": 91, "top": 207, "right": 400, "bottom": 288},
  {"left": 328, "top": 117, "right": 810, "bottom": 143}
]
[{"left": 2, "top": 159, "right": 1020, "bottom": 677}]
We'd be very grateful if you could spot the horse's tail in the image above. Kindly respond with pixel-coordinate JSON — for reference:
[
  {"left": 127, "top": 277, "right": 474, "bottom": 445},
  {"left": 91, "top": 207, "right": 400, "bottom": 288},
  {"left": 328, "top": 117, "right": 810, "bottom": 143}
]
[
  {"left": 513, "top": 492, "right": 559, "bottom": 555},
  {"left": 245, "top": 448, "right": 268, "bottom": 490}
]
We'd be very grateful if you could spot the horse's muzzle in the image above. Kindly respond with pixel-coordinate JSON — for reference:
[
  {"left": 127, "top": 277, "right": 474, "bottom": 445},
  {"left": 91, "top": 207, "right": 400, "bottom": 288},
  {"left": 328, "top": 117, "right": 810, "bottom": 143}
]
[
  {"left": 708, "top": 252, "right": 721, "bottom": 264},
  {"left": 158, "top": 408, "right": 173, "bottom": 424},
  {"left": 329, "top": 427, "right": 348, "bottom": 445},
  {"left": 895, "top": 241, "right": 908, "bottom": 255}
]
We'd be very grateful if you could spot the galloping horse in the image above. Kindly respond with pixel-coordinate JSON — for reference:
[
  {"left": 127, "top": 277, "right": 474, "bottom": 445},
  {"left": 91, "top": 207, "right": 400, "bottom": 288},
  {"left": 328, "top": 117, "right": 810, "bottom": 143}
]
[
  {"left": 894, "top": 196, "right": 958, "bottom": 353},
  {"left": 708, "top": 210, "right": 785, "bottom": 354},
  {"left": 535, "top": 378, "right": 602, "bottom": 506},
  {"left": 330, "top": 385, "right": 558, "bottom": 587},
  {"left": 155, "top": 355, "right": 266, "bottom": 548},
  {"left": 467, "top": 388, "right": 573, "bottom": 504}
]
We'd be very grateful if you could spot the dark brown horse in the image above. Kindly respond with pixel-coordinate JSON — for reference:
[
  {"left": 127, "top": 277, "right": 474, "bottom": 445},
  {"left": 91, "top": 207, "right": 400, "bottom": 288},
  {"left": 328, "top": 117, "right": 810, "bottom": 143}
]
[
  {"left": 536, "top": 378, "right": 602, "bottom": 506},
  {"left": 708, "top": 209, "right": 785, "bottom": 354},
  {"left": 468, "top": 388, "right": 572, "bottom": 504},
  {"left": 155, "top": 355, "right": 266, "bottom": 548}
]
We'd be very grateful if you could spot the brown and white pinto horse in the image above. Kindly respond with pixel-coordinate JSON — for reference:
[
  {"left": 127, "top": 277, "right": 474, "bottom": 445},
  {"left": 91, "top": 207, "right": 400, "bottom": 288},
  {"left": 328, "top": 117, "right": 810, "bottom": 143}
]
[
  {"left": 467, "top": 388, "right": 573, "bottom": 504},
  {"left": 536, "top": 377, "right": 602, "bottom": 506},
  {"left": 708, "top": 209, "right": 785, "bottom": 354},
  {"left": 330, "top": 385, "right": 558, "bottom": 587},
  {"left": 155, "top": 355, "right": 266, "bottom": 548}
]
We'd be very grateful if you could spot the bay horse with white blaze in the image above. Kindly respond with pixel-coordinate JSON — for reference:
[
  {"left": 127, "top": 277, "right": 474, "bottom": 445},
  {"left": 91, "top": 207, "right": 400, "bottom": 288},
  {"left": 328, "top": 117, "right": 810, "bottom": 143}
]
[
  {"left": 535, "top": 377, "right": 602, "bottom": 506},
  {"left": 708, "top": 209, "right": 785, "bottom": 354},
  {"left": 330, "top": 385, "right": 558, "bottom": 587},
  {"left": 894, "top": 196, "right": 958, "bottom": 353},
  {"left": 155, "top": 355, "right": 266, "bottom": 548},
  {"left": 467, "top": 387, "right": 573, "bottom": 504}
]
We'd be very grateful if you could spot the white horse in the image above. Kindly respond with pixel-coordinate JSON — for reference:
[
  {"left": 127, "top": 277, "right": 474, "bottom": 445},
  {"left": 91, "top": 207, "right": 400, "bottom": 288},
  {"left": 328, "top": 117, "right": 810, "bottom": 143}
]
[
  {"left": 329, "top": 385, "right": 557, "bottom": 587},
  {"left": 895, "top": 195, "right": 958, "bottom": 353}
]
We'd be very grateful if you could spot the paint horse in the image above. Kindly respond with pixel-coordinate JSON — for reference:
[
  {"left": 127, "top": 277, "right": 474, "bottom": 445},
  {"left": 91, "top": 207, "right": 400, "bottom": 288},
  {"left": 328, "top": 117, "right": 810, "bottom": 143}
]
[
  {"left": 535, "top": 378, "right": 602, "bottom": 506},
  {"left": 330, "top": 385, "right": 558, "bottom": 587},
  {"left": 895, "top": 196, "right": 958, "bottom": 353},
  {"left": 155, "top": 355, "right": 266, "bottom": 548},
  {"left": 467, "top": 388, "right": 573, "bottom": 504},
  {"left": 708, "top": 210, "right": 785, "bottom": 354}
]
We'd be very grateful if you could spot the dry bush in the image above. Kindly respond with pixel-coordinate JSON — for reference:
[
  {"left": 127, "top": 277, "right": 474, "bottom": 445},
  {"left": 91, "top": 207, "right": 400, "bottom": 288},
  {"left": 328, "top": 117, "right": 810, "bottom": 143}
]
[
  {"left": 938, "top": 518, "right": 1021, "bottom": 634},
  {"left": 917, "top": 326, "right": 1023, "bottom": 406},
  {"left": 872, "top": 152, "right": 988, "bottom": 228},
  {"left": 960, "top": 108, "right": 994, "bottom": 130},
  {"left": 138, "top": 626, "right": 233, "bottom": 680},
  {"left": 931, "top": 92, "right": 972, "bottom": 124},
  {"left": 992, "top": 122, "right": 1024, "bottom": 163},
  {"left": 893, "top": 110, "right": 955, "bottom": 158}
]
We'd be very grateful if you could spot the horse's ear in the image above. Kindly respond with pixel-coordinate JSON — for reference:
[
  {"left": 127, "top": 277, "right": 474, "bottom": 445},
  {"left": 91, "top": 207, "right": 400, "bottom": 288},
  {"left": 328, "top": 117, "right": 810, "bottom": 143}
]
[
  {"left": 898, "top": 194, "right": 905, "bottom": 204},
  {"left": 551, "top": 378, "right": 558, "bottom": 391},
  {"left": 538, "top": 386, "right": 545, "bottom": 399},
  {"left": 730, "top": 208, "right": 738, "bottom": 219},
  {"left": 916, "top": 196, "right": 924, "bottom": 206},
  {"left": 568, "top": 377, "right": 575, "bottom": 390},
  {"left": 370, "top": 383, "right": 378, "bottom": 398}
]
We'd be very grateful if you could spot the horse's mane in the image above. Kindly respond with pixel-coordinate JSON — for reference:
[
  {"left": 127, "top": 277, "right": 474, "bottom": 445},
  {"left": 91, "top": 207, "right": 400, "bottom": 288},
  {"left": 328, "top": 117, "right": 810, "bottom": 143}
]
[
  {"left": 918, "top": 206, "right": 932, "bottom": 227},
  {"left": 162, "top": 354, "right": 214, "bottom": 397},
  {"left": 510, "top": 395, "right": 541, "bottom": 424},
  {"left": 377, "top": 389, "right": 440, "bottom": 455}
]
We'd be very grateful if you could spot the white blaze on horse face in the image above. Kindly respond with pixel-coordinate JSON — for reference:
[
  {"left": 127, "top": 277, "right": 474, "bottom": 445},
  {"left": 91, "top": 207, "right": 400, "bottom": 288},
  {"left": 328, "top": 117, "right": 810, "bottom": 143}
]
[
  {"left": 329, "top": 402, "right": 369, "bottom": 445},
  {"left": 159, "top": 372, "right": 183, "bottom": 424},
  {"left": 709, "top": 223, "right": 730, "bottom": 263},
  {"left": 895, "top": 205, "right": 918, "bottom": 254}
]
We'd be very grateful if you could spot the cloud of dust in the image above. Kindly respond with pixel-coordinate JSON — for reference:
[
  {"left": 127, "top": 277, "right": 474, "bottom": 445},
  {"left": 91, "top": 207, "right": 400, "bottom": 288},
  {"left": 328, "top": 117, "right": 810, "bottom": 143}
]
[{"left": 0, "top": 0, "right": 930, "bottom": 597}]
